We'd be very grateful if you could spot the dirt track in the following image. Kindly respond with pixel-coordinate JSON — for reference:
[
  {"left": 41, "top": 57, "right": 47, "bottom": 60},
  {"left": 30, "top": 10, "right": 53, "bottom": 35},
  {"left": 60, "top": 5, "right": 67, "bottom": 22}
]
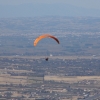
[{"left": 0, "top": 55, "right": 100, "bottom": 60}]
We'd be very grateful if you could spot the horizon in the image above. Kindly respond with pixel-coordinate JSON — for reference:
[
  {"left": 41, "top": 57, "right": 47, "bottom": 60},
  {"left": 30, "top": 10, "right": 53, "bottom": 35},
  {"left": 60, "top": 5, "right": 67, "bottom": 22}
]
[{"left": 0, "top": 0, "right": 100, "bottom": 18}]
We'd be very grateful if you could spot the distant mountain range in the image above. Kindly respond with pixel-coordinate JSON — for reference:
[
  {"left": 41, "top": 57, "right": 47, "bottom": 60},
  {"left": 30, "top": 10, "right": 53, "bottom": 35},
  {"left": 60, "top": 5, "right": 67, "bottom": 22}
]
[{"left": 0, "top": 3, "right": 100, "bottom": 18}]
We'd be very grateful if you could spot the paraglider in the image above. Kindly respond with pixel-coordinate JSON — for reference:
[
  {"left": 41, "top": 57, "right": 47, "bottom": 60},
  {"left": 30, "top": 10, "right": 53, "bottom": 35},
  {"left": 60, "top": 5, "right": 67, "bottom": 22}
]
[
  {"left": 33, "top": 34, "right": 60, "bottom": 61},
  {"left": 34, "top": 34, "right": 60, "bottom": 46}
]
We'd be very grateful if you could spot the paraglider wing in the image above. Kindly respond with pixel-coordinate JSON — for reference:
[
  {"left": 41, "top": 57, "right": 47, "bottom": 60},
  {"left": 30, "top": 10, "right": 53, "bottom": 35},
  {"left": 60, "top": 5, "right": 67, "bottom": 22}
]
[{"left": 34, "top": 34, "right": 59, "bottom": 46}]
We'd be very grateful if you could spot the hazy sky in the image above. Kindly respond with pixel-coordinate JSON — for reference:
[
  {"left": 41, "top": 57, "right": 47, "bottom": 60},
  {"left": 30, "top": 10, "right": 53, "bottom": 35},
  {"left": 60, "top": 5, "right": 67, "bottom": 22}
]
[
  {"left": 0, "top": 0, "right": 100, "bottom": 17},
  {"left": 0, "top": 0, "right": 100, "bottom": 9}
]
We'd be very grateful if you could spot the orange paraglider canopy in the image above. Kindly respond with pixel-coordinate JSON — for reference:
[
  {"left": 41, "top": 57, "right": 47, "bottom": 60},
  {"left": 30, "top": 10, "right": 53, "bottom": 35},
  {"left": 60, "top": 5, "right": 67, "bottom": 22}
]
[{"left": 34, "top": 34, "right": 60, "bottom": 46}]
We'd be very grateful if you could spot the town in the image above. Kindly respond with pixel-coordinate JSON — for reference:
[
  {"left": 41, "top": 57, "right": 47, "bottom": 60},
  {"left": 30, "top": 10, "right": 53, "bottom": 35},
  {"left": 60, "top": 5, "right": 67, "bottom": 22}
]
[{"left": 0, "top": 56, "right": 100, "bottom": 100}]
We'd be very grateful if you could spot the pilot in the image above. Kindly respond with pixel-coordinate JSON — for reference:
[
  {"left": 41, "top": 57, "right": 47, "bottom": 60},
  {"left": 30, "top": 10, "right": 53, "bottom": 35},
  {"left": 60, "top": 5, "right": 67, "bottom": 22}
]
[{"left": 45, "top": 57, "right": 49, "bottom": 61}]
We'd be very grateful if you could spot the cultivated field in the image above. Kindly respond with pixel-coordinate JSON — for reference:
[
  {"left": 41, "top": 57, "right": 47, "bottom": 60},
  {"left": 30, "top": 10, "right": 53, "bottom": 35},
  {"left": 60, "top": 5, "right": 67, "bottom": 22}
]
[
  {"left": 44, "top": 75, "right": 100, "bottom": 83},
  {"left": 0, "top": 69, "right": 43, "bottom": 85}
]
